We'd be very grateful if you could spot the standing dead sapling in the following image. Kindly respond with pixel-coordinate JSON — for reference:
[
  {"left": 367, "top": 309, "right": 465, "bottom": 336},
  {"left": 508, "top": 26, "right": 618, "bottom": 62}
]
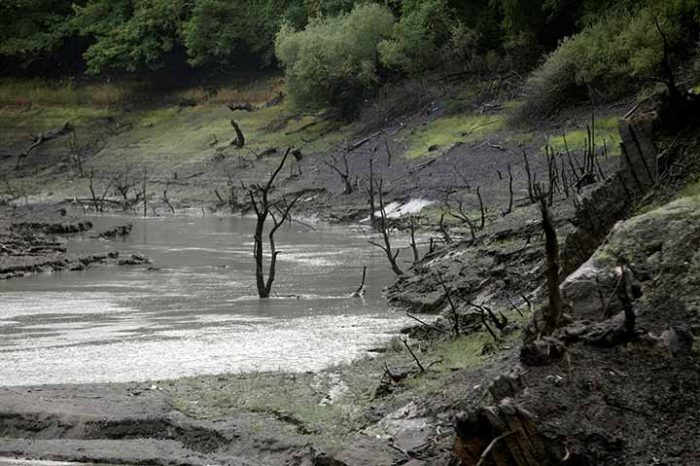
[
  {"left": 249, "top": 148, "right": 303, "bottom": 298},
  {"left": 368, "top": 179, "right": 404, "bottom": 276}
]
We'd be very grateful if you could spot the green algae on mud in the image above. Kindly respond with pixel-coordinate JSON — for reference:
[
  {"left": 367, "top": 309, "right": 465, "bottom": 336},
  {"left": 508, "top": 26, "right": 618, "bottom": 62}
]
[
  {"left": 402, "top": 114, "right": 506, "bottom": 159},
  {"left": 545, "top": 116, "right": 622, "bottom": 157}
]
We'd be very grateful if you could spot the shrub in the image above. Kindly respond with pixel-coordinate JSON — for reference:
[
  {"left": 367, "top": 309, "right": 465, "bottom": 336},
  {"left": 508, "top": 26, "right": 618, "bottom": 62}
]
[
  {"left": 523, "top": 1, "right": 699, "bottom": 114},
  {"left": 274, "top": 3, "right": 395, "bottom": 116},
  {"left": 378, "top": 0, "right": 453, "bottom": 73}
]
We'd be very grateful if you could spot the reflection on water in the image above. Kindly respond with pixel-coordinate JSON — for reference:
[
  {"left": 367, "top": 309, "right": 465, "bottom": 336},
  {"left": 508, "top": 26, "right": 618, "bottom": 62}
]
[{"left": 0, "top": 215, "right": 412, "bottom": 386}]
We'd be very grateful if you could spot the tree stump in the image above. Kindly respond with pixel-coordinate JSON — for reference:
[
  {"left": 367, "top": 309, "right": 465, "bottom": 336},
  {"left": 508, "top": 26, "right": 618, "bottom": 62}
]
[{"left": 454, "top": 398, "right": 547, "bottom": 466}]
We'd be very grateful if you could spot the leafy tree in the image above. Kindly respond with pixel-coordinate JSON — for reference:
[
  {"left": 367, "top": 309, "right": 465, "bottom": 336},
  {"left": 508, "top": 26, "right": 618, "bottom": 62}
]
[
  {"left": 275, "top": 3, "right": 395, "bottom": 115},
  {"left": 524, "top": 0, "right": 700, "bottom": 113},
  {"left": 72, "top": 0, "right": 189, "bottom": 73},
  {"left": 184, "top": 0, "right": 292, "bottom": 67},
  {"left": 0, "top": 0, "right": 72, "bottom": 61},
  {"left": 378, "top": 0, "right": 455, "bottom": 73}
]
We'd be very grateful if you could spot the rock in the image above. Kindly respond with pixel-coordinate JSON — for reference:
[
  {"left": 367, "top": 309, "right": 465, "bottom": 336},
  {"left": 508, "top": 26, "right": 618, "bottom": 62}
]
[
  {"left": 118, "top": 253, "right": 150, "bottom": 266},
  {"left": 520, "top": 337, "right": 565, "bottom": 366},
  {"left": 333, "top": 435, "right": 402, "bottom": 466},
  {"left": 488, "top": 372, "right": 523, "bottom": 402},
  {"left": 97, "top": 223, "right": 133, "bottom": 238}
]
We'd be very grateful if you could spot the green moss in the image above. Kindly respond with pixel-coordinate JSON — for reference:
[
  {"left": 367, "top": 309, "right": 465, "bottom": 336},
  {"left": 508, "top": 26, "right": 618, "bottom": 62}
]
[
  {"left": 679, "top": 178, "right": 700, "bottom": 199},
  {"left": 404, "top": 114, "right": 506, "bottom": 159},
  {"left": 546, "top": 116, "right": 621, "bottom": 157}
]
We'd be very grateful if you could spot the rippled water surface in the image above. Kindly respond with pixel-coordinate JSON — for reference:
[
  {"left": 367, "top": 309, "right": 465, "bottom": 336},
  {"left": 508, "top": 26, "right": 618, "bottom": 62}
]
[{"left": 0, "top": 215, "right": 412, "bottom": 386}]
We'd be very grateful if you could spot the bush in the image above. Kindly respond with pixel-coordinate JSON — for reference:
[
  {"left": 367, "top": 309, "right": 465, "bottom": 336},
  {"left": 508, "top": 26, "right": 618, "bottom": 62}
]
[
  {"left": 274, "top": 3, "right": 395, "bottom": 116},
  {"left": 523, "top": 1, "right": 700, "bottom": 114},
  {"left": 378, "top": 0, "right": 453, "bottom": 73}
]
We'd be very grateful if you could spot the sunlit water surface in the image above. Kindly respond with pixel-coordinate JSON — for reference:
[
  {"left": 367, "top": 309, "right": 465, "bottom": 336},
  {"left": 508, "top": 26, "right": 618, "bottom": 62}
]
[{"left": 0, "top": 215, "right": 413, "bottom": 386}]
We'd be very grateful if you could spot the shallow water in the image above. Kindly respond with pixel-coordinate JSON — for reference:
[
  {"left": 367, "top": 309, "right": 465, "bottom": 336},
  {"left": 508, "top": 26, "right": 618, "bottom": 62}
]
[{"left": 0, "top": 215, "right": 413, "bottom": 386}]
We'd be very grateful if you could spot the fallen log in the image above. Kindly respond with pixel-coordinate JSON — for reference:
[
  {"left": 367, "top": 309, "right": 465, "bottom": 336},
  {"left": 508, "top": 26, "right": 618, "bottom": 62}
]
[{"left": 17, "top": 122, "right": 74, "bottom": 169}]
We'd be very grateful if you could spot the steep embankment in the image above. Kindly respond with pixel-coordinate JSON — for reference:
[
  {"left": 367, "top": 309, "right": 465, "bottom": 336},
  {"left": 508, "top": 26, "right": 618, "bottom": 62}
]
[{"left": 0, "top": 77, "right": 624, "bottom": 226}]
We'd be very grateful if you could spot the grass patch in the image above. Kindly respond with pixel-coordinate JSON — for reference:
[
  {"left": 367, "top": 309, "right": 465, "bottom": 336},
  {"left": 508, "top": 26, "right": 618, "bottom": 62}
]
[
  {"left": 0, "top": 79, "right": 127, "bottom": 108},
  {"left": 403, "top": 114, "right": 506, "bottom": 159},
  {"left": 176, "top": 77, "right": 284, "bottom": 105},
  {"left": 546, "top": 116, "right": 621, "bottom": 157}
]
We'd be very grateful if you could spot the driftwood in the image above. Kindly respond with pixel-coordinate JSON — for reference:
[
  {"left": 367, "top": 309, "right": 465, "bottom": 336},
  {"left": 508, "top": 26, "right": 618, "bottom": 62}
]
[
  {"left": 401, "top": 337, "right": 425, "bottom": 373},
  {"left": 348, "top": 131, "right": 382, "bottom": 152},
  {"left": 17, "top": 122, "right": 74, "bottom": 169}
]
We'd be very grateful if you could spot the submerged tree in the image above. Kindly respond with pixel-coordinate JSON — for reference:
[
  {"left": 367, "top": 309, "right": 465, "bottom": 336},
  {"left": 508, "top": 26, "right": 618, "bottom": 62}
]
[{"left": 249, "top": 148, "right": 302, "bottom": 298}]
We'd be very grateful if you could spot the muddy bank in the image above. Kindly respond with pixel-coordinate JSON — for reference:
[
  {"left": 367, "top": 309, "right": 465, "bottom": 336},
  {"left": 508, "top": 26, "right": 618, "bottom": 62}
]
[{"left": 0, "top": 205, "right": 146, "bottom": 279}]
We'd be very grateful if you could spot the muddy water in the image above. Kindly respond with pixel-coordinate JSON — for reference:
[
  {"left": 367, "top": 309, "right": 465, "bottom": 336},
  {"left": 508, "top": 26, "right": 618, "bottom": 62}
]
[{"left": 0, "top": 215, "right": 413, "bottom": 386}]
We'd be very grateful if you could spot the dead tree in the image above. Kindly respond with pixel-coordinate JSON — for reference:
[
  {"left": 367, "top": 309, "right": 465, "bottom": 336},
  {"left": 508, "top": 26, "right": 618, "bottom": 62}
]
[
  {"left": 88, "top": 168, "right": 113, "bottom": 213},
  {"left": 324, "top": 153, "right": 353, "bottom": 194},
  {"left": 67, "top": 132, "right": 101, "bottom": 178},
  {"left": 476, "top": 186, "right": 486, "bottom": 229},
  {"left": 534, "top": 183, "right": 563, "bottom": 336},
  {"left": 409, "top": 216, "right": 420, "bottom": 264},
  {"left": 438, "top": 211, "right": 453, "bottom": 244},
  {"left": 521, "top": 150, "right": 534, "bottom": 202},
  {"left": 437, "top": 272, "right": 460, "bottom": 336},
  {"left": 505, "top": 163, "right": 514, "bottom": 214},
  {"left": 230, "top": 120, "right": 245, "bottom": 148},
  {"left": 368, "top": 155, "right": 376, "bottom": 226},
  {"left": 249, "top": 148, "right": 303, "bottom": 298},
  {"left": 351, "top": 266, "right": 367, "bottom": 297},
  {"left": 162, "top": 180, "right": 175, "bottom": 214},
  {"left": 141, "top": 169, "right": 148, "bottom": 218},
  {"left": 654, "top": 17, "right": 684, "bottom": 103},
  {"left": 17, "top": 122, "right": 74, "bottom": 169},
  {"left": 368, "top": 179, "right": 404, "bottom": 276},
  {"left": 448, "top": 200, "right": 477, "bottom": 242}
]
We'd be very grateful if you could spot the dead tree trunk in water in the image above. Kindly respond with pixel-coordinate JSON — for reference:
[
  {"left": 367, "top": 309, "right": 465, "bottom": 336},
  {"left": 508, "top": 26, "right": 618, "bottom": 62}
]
[
  {"left": 368, "top": 179, "right": 404, "bottom": 276},
  {"left": 535, "top": 183, "right": 563, "bottom": 335},
  {"left": 249, "top": 148, "right": 302, "bottom": 298}
]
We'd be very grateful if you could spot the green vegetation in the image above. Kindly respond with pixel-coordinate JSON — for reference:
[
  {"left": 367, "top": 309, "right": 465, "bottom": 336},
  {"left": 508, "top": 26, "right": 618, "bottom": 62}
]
[
  {"left": 3, "top": 0, "right": 698, "bottom": 117},
  {"left": 165, "top": 313, "right": 524, "bottom": 450},
  {"left": 275, "top": 3, "right": 395, "bottom": 115},
  {"left": 524, "top": 1, "right": 700, "bottom": 113},
  {"left": 0, "top": 79, "right": 126, "bottom": 107},
  {"left": 378, "top": 0, "right": 470, "bottom": 74},
  {"left": 403, "top": 114, "right": 505, "bottom": 159},
  {"left": 546, "top": 116, "right": 622, "bottom": 157}
]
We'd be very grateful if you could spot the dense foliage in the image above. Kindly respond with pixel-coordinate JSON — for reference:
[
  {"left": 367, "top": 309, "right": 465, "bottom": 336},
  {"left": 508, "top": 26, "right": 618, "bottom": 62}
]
[
  {"left": 275, "top": 3, "right": 394, "bottom": 115},
  {"left": 524, "top": 0, "right": 700, "bottom": 113},
  {"left": 1, "top": 0, "right": 698, "bottom": 114}
]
